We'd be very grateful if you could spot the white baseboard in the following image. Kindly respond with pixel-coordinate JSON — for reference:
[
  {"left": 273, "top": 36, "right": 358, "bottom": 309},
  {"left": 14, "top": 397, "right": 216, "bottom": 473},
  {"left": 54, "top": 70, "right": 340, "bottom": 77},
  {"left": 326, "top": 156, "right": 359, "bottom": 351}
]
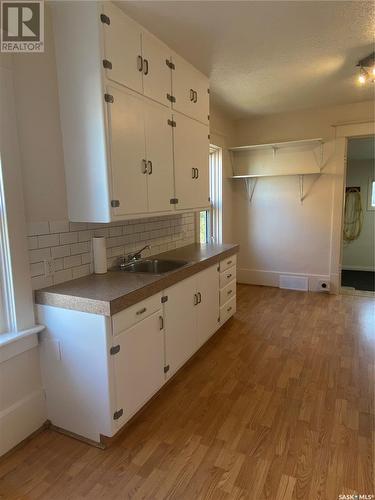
[
  {"left": 0, "top": 389, "right": 46, "bottom": 456},
  {"left": 237, "top": 268, "right": 330, "bottom": 292},
  {"left": 341, "top": 265, "right": 375, "bottom": 272}
]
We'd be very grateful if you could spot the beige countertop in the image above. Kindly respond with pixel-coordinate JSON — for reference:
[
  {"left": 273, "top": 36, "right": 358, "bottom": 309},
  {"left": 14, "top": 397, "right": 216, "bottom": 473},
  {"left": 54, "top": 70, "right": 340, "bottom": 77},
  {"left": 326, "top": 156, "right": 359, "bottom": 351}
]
[{"left": 35, "top": 243, "right": 239, "bottom": 316}]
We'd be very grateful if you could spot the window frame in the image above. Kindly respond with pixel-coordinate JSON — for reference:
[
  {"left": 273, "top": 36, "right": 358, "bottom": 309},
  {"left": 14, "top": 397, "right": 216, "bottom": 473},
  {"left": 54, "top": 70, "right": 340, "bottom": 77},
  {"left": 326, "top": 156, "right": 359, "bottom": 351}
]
[{"left": 367, "top": 178, "right": 375, "bottom": 211}]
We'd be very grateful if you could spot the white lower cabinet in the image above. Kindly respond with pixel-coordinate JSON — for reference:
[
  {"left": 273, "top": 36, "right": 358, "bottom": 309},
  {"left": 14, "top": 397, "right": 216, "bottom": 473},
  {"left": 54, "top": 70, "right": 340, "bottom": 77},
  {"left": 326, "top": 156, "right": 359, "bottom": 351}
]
[
  {"left": 164, "top": 265, "right": 219, "bottom": 377},
  {"left": 38, "top": 257, "right": 236, "bottom": 444},
  {"left": 112, "top": 310, "right": 165, "bottom": 426}
]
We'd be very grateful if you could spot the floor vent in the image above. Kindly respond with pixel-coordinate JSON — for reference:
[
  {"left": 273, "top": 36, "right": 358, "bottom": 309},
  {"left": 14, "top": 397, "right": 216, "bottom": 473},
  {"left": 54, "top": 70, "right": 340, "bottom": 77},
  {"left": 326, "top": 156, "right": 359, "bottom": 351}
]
[{"left": 279, "top": 275, "right": 308, "bottom": 291}]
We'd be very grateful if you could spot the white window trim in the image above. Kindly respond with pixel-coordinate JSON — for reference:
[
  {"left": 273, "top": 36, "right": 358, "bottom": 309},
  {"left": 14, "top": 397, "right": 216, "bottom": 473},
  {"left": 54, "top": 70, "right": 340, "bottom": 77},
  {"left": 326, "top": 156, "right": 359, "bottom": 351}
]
[
  {"left": 0, "top": 64, "right": 43, "bottom": 354},
  {"left": 367, "top": 178, "right": 375, "bottom": 211}
]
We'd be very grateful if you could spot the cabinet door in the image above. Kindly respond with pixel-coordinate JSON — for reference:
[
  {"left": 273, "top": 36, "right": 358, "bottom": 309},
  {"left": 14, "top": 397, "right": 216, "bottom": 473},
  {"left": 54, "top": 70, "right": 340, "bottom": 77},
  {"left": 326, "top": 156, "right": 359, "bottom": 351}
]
[
  {"left": 142, "top": 32, "right": 172, "bottom": 107},
  {"left": 173, "top": 113, "right": 209, "bottom": 210},
  {"left": 196, "top": 265, "right": 220, "bottom": 346},
  {"left": 144, "top": 100, "right": 174, "bottom": 213},
  {"left": 102, "top": 3, "right": 143, "bottom": 94},
  {"left": 108, "top": 86, "right": 148, "bottom": 215},
  {"left": 113, "top": 311, "right": 165, "bottom": 424},
  {"left": 164, "top": 275, "right": 198, "bottom": 376},
  {"left": 171, "top": 53, "right": 209, "bottom": 125}
]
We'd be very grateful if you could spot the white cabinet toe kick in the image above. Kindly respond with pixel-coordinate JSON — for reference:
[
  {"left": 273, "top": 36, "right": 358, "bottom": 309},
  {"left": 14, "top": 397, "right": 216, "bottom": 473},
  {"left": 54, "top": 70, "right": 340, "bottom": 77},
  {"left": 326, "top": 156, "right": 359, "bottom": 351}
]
[{"left": 37, "top": 255, "right": 237, "bottom": 446}]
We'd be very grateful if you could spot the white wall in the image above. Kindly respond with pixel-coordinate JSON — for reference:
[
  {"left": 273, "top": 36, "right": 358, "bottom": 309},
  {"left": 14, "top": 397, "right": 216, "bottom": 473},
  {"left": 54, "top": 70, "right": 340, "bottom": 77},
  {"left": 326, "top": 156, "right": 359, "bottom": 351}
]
[
  {"left": 0, "top": 55, "right": 45, "bottom": 457},
  {"left": 342, "top": 159, "right": 375, "bottom": 271},
  {"left": 231, "top": 101, "right": 374, "bottom": 290}
]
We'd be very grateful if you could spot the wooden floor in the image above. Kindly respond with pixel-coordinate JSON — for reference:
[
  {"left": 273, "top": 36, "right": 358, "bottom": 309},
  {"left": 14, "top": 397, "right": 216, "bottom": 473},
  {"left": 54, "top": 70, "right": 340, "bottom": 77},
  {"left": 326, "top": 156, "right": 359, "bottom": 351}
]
[{"left": 1, "top": 284, "right": 374, "bottom": 499}]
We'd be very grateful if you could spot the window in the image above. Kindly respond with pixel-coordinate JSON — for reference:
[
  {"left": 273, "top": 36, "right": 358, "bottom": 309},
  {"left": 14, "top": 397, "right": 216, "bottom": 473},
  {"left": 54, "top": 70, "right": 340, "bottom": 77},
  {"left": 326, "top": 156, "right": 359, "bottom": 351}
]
[
  {"left": 368, "top": 178, "right": 375, "bottom": 210},
  {"left": 0, "top": 155, "right": 14, "bottom": 334},
  {"left": 199, "top": 145, "right": 222, "bottom": 243}
]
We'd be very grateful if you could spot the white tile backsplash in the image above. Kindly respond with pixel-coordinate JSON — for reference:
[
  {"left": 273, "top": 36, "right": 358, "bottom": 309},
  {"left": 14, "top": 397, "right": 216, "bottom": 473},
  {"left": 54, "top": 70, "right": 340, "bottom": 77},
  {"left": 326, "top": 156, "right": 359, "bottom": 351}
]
[{"left": 28, "top": 213, "right": 196, "bottom": 290}]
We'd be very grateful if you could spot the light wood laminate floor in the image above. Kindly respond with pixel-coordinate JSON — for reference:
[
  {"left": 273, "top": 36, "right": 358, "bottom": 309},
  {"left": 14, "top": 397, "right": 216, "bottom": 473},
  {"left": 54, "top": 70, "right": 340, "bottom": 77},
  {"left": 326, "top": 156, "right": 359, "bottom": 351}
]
[{"left": 0, "top": 284, "right": 374, "bottom": 499}]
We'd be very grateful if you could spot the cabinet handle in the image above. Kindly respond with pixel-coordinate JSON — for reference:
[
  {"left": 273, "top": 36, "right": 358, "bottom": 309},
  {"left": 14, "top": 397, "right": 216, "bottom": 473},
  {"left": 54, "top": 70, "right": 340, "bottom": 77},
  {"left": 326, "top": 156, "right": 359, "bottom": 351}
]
[
  {"left": 148, "top": 160, "right": 153, "bottom": 175},
  {"left": 136, "top": 307, "right": 147, "bottom": 315},
  {"left": 192, "top": 167, "right": 196, "bottom": 179},
  {"left": 159, "top": 315, "right": 164, "bottom": 330},
  {"left": 197, "top": 292, "right": 202, "bottom": 304},
  {"left": 193, "top": 293, "right": 198, "bottom": 306},
  {"left": 143, "top": 58, "right": 149, "bottom": 75},
  {"left": 227, "top": 260, "right": 232, "bottom": 265},
  {"left": 227, "top": 273, "right": 232, "bottom": 279},
  {"left": 142, "top": 159, "right": 148, "bottom": 174},
  {"left": 194, "top": 90, "right": 198, "bottom": 103},
  {"left": 195, "top": 168, "right": 199, "bottom": 179},
  {"left": 137, "top": 55, "right": 143, "bottom": 72},
  {"left": 190, "top": 89, "right": 195, "bottom": 102},
  {"left": 227, "top": 306, "right": 232, "bottom": 313},
  {"left": 227, "top": 289, "right": 233, "bottom": 295}
]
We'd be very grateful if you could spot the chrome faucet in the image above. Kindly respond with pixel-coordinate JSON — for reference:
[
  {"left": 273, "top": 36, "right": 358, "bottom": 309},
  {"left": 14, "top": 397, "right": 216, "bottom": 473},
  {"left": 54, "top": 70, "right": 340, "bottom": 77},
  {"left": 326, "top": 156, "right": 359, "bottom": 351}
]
[{"left": 118, "top": 244, "right": 151, "bottom": 270}]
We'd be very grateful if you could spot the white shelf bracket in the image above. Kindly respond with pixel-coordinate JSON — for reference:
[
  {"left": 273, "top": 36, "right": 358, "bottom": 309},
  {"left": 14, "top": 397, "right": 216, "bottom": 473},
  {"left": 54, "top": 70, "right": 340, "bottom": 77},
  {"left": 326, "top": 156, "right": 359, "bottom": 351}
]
[
  {"left": 272, "top": 146, "right": 277, "bottom": 159},
  {"left": 299, "top": 175, "right": 304, "bottom": 203},
  {"left": 245, "top": 177, "right": 257, "bottom": 203}
]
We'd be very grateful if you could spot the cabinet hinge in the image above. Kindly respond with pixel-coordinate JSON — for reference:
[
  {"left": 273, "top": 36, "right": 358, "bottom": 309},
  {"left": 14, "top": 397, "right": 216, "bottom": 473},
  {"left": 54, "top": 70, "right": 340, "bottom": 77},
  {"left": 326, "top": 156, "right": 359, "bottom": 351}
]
[
  {"left": 208, "top": 134, "right": 210, "bottom": 140},
  {"left": 113, "top": 408, "right": 123, "bottom": 420},
  {"left": 161, "top": 295, "right": 168, "bottom": 303},
  {"left": 208, "top": 115, "right": 210, "bottom": 121},
  {"left": 167, "top": 94, "right": 176, "bottom": 103},
  {"left": 218, "top": 317, "right": 220, "bottom": 323},
  {"left": 100, "top": 14, "right": 110, "bottom": 25},
  {"left": 166, "top": 59, "right": 175, "bottom": 70},
  {"left": 111, "top": 199, "right": 120, "bottom": 208},
  {"left": 104, "top": 93, "right": 114, "bottom": 104},
  {"left": 164, "top": 365, "right": 170, "bottom": 374},
  {"left": 170, "top": 198, "right": 178, "bottom": 205},
  {"left": 167, "top": 119, "right": 176, "bottom": 127},
  {"left": 217, "top": 265, "right": 220, "bottom": 272},
  {"left": 103, "top": 59, "right": 112, "bottom": 70},
  {"left": 110, "top": 345, "right": 120, "bottom": 355},
  {"left": 207, "top": 88, "right": 210, "bottom": 94}
]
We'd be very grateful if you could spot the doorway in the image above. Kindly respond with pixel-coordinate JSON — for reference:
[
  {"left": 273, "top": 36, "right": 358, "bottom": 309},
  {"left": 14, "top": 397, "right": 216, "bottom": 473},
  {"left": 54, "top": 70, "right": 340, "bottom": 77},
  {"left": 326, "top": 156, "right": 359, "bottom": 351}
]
[{"left": 341, "top": 135, "right": 375, "bottom": 292}]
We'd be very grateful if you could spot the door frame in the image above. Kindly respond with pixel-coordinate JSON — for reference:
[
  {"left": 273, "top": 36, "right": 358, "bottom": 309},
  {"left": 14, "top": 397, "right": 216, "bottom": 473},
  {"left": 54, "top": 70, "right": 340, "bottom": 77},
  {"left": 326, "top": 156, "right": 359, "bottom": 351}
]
[{"left": 329, "top": 121, "right": 375, "bottom": 293}]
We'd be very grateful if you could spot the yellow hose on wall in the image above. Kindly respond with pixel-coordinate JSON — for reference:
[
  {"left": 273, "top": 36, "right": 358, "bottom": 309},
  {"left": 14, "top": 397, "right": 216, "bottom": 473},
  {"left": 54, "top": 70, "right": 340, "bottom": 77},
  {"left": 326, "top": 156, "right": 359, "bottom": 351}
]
[{"left": 343, "top": 188, "right": 363, "bottom": 242}]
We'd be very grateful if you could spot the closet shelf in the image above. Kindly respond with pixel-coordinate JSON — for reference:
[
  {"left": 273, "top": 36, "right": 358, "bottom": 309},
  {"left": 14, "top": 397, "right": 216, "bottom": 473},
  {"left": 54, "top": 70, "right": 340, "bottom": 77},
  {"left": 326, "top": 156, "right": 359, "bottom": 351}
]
[
  {"left": 228, "top": 138, "right": 323, "bottom": 152},
  {"left": 230, "top": 169, "right": 321, "bottom": 179}
]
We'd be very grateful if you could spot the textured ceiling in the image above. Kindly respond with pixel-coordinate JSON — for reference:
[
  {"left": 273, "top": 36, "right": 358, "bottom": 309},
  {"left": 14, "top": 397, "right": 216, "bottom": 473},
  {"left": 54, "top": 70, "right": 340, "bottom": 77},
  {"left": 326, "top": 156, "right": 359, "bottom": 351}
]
[
  {"left": 347, "top": 136, "right": 375, "bottom": 160},
  {"left": 117, "top": 1, "right": 375, "bottom": 119}
]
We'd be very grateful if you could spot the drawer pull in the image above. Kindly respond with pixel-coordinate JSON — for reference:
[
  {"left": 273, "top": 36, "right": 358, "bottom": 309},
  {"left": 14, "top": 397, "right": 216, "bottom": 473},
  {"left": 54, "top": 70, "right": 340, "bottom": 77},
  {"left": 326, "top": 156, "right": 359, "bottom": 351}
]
[
  {"left": 227, "top": 260, "right": 232, "bottom": 265},
  {"left": 227, "top": 306, "right": 232, "bottom": 312},
  {"left": 136, "top": 307, "right": 147, "bottom": 315},
  {"left": 227, "top": 273, "right": 232, "bottom": 279},
  {"left": 227, "top": 289, "right": 233, "bottom": 295},
  {"left": 159, "top": 315, "right": 164, "bottom": 330}
]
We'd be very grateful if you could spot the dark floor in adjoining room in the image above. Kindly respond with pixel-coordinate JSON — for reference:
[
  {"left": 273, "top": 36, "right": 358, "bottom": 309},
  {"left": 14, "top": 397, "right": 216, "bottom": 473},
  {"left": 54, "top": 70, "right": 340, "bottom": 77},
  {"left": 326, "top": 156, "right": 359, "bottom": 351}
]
[{"left": 341, "top": 269, "right": 375, "bottom": 292}]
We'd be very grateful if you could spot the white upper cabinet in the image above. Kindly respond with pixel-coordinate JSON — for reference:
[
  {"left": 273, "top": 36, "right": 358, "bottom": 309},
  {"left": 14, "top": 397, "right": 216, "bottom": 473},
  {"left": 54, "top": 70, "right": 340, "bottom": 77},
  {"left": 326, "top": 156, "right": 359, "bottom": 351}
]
[
  {"left": 173, "top": 112, "right": 209, "bottom": 210},
  {"left": 108, "top": 86, "right": 148, "bottom": 216},
  {"left": 142, "top": 32, "right": 172, "bottom": 107},
  {"left": 144, "top": 99, "right": 174, "bottom": 213},
  {"left": 171, "top": 52, "right": 210, "bottom": 125},
  {"left": 102, "top": 2, "right": 143, "bottom": 94},
  {"left": 52, "top": 1, "right": 209, "bottom": 222}
]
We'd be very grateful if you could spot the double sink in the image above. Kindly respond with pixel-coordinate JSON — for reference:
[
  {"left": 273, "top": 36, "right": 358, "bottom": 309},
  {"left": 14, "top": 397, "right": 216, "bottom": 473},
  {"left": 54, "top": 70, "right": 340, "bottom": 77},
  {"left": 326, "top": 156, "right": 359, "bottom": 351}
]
[{"left": 119, "top": 259, "right": 190, "bottom": 275}]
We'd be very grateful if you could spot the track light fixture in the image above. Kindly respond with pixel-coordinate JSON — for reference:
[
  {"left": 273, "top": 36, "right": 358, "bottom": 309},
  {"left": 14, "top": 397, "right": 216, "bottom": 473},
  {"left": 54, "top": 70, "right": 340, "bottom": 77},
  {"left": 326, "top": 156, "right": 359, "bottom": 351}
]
[{"left": 356, "top": 52, "right": 375, "bottom": 85}]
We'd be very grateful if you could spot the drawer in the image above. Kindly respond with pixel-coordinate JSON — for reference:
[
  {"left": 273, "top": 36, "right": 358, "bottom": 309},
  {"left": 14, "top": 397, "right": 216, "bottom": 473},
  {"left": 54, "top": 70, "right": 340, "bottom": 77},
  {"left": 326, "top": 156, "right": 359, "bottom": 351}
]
[
  {"left": 220, "top": 280, "right": 236, "bottom": 305},
  {"left": 220, "top": 296, "right": 236, "bottom": 324},
  {"left": 220, "top": 265, "right": 236, "bottom": 289},
  {"left": 220, "top": 254, "right": 237, "bottom": 273},
  {"left": 112, "top": 293, "right": 162, "bottom": 336}
]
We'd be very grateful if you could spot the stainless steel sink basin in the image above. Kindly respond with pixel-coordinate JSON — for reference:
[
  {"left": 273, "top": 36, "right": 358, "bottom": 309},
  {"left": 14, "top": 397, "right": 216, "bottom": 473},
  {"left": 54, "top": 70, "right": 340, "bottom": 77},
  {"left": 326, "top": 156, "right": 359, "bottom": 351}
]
[{"left": 121, "top": 259, "right": 189, "bottom": 274}]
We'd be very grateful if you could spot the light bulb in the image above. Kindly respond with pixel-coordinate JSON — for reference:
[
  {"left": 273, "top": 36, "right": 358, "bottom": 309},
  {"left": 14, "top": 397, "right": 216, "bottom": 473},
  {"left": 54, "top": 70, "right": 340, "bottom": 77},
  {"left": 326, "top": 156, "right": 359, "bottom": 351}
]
[
  {"left": 358, "top": 73, "right": 366, "bottom": 84},
  {"left": 372, "top": 66, "right": 375, "bottom": 76},
  {"left": 358, "top": 68, "right": 367, "bottom": 84}
]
